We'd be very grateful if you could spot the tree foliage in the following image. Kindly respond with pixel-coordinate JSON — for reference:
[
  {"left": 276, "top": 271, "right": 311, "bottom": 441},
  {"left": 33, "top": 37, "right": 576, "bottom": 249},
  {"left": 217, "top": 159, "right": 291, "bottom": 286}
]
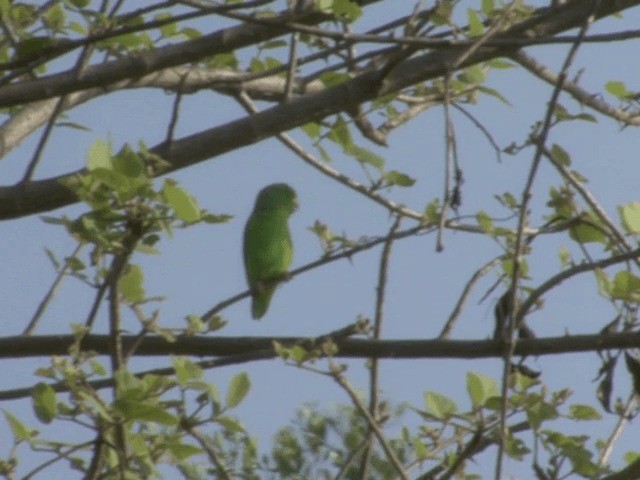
[{"left": 2, "top": 1, "right": 640, "bottom": 479}]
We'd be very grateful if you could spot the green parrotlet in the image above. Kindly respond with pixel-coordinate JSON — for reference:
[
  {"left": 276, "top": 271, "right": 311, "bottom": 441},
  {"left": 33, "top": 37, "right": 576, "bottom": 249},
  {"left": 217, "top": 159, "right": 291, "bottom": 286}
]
[{"left": 243, "top": 183, "right": 298, "bottom": 319}]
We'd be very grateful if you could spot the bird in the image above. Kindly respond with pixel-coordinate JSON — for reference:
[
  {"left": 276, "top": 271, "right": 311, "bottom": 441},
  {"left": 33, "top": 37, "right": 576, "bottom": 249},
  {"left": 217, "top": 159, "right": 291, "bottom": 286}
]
[{"left": 243, "top": 183, "right": 298, "bottom": 319}]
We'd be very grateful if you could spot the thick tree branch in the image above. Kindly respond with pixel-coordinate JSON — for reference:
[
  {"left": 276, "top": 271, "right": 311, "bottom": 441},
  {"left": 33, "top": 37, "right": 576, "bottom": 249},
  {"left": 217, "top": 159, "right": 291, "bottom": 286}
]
[
  {"left": 1, "top": 0, "right": 637, "bottom": 220},
  {"left": 1, "top": 330, "right": 639, "bottom": 360}
]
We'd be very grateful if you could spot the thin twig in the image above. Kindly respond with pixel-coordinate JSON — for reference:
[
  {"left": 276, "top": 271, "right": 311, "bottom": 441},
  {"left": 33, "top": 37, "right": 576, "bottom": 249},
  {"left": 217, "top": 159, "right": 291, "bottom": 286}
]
[
  {"left": 24, "top": 243, "right": 84, "bottom": 335},
  {"left": 234, "top": 90, "right": 424, "bottom": 220},
  {"left": 511, "top": 50, "right": 640, "bottom": 126},
  {"left": 437, "top": 73, "right": 455, "bottom": 252},
  {"left": 452, "top": 103, "right": 502, "bottom": 163},
  {"left": 598, "top": 393, "right": 637, "bottom": 466},
  {"left": 360, "top": 216, "right": 401, "bottom": 478},
  {"left": 186, "top": 426, "right": 234, "bottom": 480},
  {"left": 330, "top": 361, "right": 410, "bottom": 480},
  {"left": 439, "top": 257, "right": 501, "bottom": 339},
  {"left": 496, "top": 4, "right": 599, "bottom": 478}
]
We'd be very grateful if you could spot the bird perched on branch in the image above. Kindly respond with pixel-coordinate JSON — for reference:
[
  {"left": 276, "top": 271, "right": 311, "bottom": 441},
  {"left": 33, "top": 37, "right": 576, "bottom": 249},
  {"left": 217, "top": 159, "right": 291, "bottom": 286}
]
[{"left": 243, "top": 183, "right": 298, "bottom": 319}]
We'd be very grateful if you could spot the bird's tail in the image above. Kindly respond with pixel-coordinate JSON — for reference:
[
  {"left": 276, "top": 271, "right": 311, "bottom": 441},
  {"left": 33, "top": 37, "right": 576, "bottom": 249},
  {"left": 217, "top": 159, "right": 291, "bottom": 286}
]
[{"left": 251, "top": 284, "right": 276, "bottom": 319}]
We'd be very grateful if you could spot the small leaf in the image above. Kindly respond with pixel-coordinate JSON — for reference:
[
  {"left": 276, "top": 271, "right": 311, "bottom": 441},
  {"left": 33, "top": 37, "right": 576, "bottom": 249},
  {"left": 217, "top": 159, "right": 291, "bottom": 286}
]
[
  {"left": 120, "top": 264, "right": 145, "bottom": 303},
  {"left": 216, "top": 416, "right": 245, "bottom": 433},
  {"left": 112, "top": 145, "right": 144, "bottom": 178},
  {"left": 605, "top": 80, "right": 630, "bottom": 99},
  {"left": 569, "top": 219, "right": 607, "bottom": 244},
  {"left": 172, "top": 357, "right": 203, "bottom": 385},
  {"left": 87, "top": 139, "right": 111, "bottom": 171},
  {"left": 328, "top": 116, "right": 352, "bottom": 149},
  {"left": 477, "top": 85, "right": 511, "bottom": 105},
  {"left": 166, "top": 441, "right": 202, "bottom": 461},
  {"left": 2, "top": 410, "right": 33, "bottom": 441},
  {"left": 466, "top": 372, "right": 499, "bottom": 407},
  {"left": 486, "top": 58, "right": 513, "bottom": 69},
  {"left": 383, "top": 170, "right": 416, "bottom": 187},
  {"left": 115, "top": 399, "right": 178, "bottom": 425},
  {"left": 345, "top": 144, "right": 384, "bottom": 171},
  {"left": 619, "top": 202, "right": 640, "bottom": 234},
  {"left": 319, "top": 71, "right": 350, "bottom": 87},
  {"left": 226, "top": 372, "right": 250, "bottom": 408},
  {"left": 593, "top": 268, "right": 611, "bottom": 297},
  {"left": 550, "top": 144, "right": 571, "bottom": 166},
  {"left": 459, "top": 65, "right": 486, "bottom": 84},
  {"left": 424, "top": 391, "right": 457, "bottom": 419},
  {"left": 162, "top": 181, "right": 201, "bottom": 222},
  {"left": 32, "top": 383, "right": 58, "bottom": 424},
  {"left": 476, "top": 211, "right": 493, "bottom": 233},
  {"left": 481, "top": 0, "right": 494, "bottom": 13},
  {"left": 301, "top": 122, "right": 321, "bottom": 139},
  {"left": 466, "top": 9, "right": 484, "bottom": 37},
  {"left": 155, "top": 13, "right": 177, "bottom": 37},
  {"left": 261, "top": 39, "right": 287, "bottom": 49},
  {"left": 568, "top": 404, "right": 601, "bottom": 421},
  {"left": 611, "top": 271, "right": 640, "bottom": 302}
]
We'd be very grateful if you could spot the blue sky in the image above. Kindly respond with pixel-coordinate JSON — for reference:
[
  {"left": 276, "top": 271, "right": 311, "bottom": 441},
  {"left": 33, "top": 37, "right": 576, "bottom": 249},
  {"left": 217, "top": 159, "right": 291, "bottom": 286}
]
[{"left": 2, "top": 1, "right": 640, "bottom": 477}]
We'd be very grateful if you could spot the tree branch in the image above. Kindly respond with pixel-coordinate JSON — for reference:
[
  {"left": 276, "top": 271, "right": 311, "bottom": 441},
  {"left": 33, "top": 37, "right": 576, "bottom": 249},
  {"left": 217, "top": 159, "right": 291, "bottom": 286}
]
[{"left": 2, "top": 0, "right": 637, "bottom": 220}]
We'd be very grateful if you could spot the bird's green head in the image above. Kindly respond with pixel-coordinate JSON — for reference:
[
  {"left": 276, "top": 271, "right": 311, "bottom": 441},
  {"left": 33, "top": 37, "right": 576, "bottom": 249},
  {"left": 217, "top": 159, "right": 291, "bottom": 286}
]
[{"left": 254, "top": 183, "right": 298, "bottom": 215}]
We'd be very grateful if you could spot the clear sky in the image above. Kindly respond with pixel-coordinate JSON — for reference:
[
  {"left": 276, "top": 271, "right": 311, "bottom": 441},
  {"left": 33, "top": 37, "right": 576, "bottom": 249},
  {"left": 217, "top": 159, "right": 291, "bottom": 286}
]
[{"left": 2, "top": 1, "right": 640, "bottom": 477}]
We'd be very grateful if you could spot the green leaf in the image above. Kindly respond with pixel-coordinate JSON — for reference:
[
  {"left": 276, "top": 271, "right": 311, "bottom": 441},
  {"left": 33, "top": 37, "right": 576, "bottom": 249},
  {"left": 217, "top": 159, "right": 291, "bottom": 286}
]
[
  {"left": 619, "top": 202, "right": 640, "bottom": 234},
  {"left": 120, "top": 264, "right": 145, "bottom": 303},
  {"left": 568, "top": 404, "right": 601, "bottom": 421},
  {"left": 558, "top": 246, "right": 571, "bottom": 267},
  {"left": 328, "top": 116, "right": 352, "bottom": 149},
  {"left": 569, "top": 216, "right": 607, "bottom": 245},
  {"left": 162, "top": 181, "right": 201, "bottom": 222},
  {"left": 166, "top": 441, "right": 202, "bottom": 461},
  {"left": 526, "top": 399, "right": 558, "bottom": 430},
  {"left": 482, "top": 0, "right": 495, "bottom": 15},
  {"left": 477, "top": 85, "right": 511, "bottom": 105},
  {"left": 301, "top": 122, "right": 321, "bottom": 139},
  {"left": 65, "top": 256, "right": 85, "bottom": 271},
  {"left": 2, "top": 410, "right": 33, "bottom": 441},
  {"left": 112, "top": 145, "right": 144, "bottom": 178},
  {"left": 172, "top": 357, "right": 203, "bottom": 385},
  {"left": 550, "top": 143, "right": 571, "bottom": 166},
  {"left": 605, "top": 80, "right": 630, "bottom": 99},
  {"left": 216, "top": 416, "right": 245, "bottom": 433},
  {"left": 155, "top": 13, "right": 177, "bottom": 37},
  {"left": 501, "top": 258, "right": 529, "bottom": 278},
  {"left": 87, "top": 139, "right": 112, "bottom": 171},
  {"left": 459, "top": 65, "right": 486, "bottom": 84},
  {"left": 383, "top": 170, "right": 416, "bottom": 187},
  {"left": 114, "top": 399, "right": 178, "bottom": 425},
  {"left": 424, "top": 391, "right": 457, "bottom": 419},
  {"left": 345, "top": 144, "right": 384, "bottom": 171},
  {"left": 611, "top": 271, "right": 640, "bottom": 302},
  {"left": 319, "top": 71, "right": 350, "bottom": 87},
  {"left": 226, "top": 372, "right": 250, "bottom": 408},
  {"left": 318, "top": 145, "right": 332, "bottom": 163},
  {"left": 319, "top": 0, "right": 362, "bottom": 21},
  {"left": 413, "top": 438, "right": 430, "bottom": 459},
  {"left": 486, "top": 58, "right": 513, "bottom": 69},
  {"left": 476, "top": 210, "right": 493, "bottom": 233},
  {"left": 466, "top": 372, "right": 499, "bottom": 407},
  {"left": 43, "top": 4, "right": 65, "bottom": 31},
  {"left": 32, "top": 383, "right": 58, "bottom": 424},
  {"left": 467, "top": 9, "right": 484, "bottom": 37},
  {"left": 594, "top": 268, "right": 611, "bottom": 297},
  {"left": 261, "top": 39, "right": 287, "bottom": 50}
]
